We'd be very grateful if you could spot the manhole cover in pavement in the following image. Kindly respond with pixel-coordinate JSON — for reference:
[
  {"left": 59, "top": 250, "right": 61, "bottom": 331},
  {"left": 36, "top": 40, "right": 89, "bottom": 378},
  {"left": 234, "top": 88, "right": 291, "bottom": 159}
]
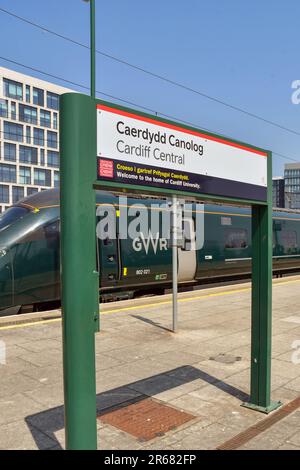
[
  {"left": 98, "top": 398, "right": 195, "bottom": 441},
  {"left": 209, "top": 353, "right": 242, "bottom": 364}
]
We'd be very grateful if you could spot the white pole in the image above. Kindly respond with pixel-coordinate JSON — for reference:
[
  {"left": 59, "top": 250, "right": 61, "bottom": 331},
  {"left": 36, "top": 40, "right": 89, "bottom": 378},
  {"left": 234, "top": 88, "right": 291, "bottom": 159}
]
[{"left": 172, "top": 194, "right": 178, "bottom": 332}]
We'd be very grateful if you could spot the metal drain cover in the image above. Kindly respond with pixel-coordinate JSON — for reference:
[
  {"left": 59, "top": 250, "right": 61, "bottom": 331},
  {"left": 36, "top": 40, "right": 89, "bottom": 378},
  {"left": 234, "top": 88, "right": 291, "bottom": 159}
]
[{"left": 209, "top": 353, "right": 242, "bottom": 364}]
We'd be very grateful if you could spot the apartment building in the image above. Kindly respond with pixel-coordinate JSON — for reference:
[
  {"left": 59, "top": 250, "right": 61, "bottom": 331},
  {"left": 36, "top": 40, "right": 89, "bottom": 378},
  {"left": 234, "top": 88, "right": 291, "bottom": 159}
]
[{"left": 0, "top": 66, "right": 72, "bottom": 213}]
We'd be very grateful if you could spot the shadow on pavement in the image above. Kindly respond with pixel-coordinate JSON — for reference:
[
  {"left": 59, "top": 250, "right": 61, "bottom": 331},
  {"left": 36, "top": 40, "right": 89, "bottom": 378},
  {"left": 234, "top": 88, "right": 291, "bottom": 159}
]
[{"left": 25, "top": 364, "right": 249, "bottom": 450}]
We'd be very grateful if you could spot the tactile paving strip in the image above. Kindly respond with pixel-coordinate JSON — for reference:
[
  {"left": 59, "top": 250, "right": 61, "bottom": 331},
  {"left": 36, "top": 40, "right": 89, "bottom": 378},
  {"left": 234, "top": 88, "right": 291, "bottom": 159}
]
[
  {"left": 98, "top": 397, "right": 195, "bottom": 441},
  {"left": 217, "top": 396, "right": 300, "bottom": 450}
]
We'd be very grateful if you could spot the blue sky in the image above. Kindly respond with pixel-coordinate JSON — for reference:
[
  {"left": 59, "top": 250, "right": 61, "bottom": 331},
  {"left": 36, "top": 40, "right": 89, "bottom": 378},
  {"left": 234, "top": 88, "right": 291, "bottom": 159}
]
[{"left": 0, "top": 0, "right": 299, "bottom": 176}]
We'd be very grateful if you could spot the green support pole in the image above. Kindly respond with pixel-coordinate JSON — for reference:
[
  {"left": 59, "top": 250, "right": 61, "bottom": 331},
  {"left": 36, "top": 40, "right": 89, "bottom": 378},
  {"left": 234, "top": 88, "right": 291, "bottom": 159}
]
[
  {"left": 243, "top": 151, "right": 281, "bottom": 414},
  {"left": 60, "top": 92, "right": 99, "bottom": 449},
  {"left": 90, "top": 0, "right": 96, "bottom": 99}
]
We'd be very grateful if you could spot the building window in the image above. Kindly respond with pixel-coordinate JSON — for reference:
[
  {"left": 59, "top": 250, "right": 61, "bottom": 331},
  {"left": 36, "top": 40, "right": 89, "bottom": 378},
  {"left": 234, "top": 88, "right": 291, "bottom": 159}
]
[
  {"left": 4, "top": 122, "right": 23, "bottom": 142},
  {"left": 34, "top": 168, "right": 51, "bottom": 186},
  {"left": 0, "top": 99, "right": 8, "bottom": 118},
  {"left": 47, "top": 150, "right": 59, "bottom": 167},
  {"left": 47, "top": 131, "right": 58, "bottom": 149},
  {"left": 19, "top": 146, "right": 38, "bottom": 164},
  {"left": 19, "top": 104, "right": 38, "bottom": 124},
  {"left": 11, "top": 102, "right": 16, "bottom": 120},
  {"left": 47, "top": 92, "right": 59, "bottom": 110},
  {"left": 27, "top": 187, "right": 39, "bottom": 196},
  {"left": 4, "top": 143, "right": 16, "bottom": 162},
  {"left": 54, "top": 171, "right": 60, "bottom": 188},
  {"left": 19, "top": 166, "right": 31, "bottom": 185},
  {"left": 33, "top": 87, "right": 44, "bottom": 106},
  {"left": 26, "top": 85, "right": 31, "bottom": 103},
  {"left": 12, "top": 186, "right": 24, "bottom": 204},
  {"left": 0, "top": 185, "right": 9, "bottom": 203},
  {"left": 40, "top": 148, "right": 45, "bottom": 166},
  {"left": 33, "top": 128, "right": 44, "bottom": 146},
  {"left": 40, "top": 109, "right": 51, "bottom": 128},
  {"left": 53, "top": 112, "right": 58, "bottom": 129},
  {"left": 0, "top": 164, "right": 16, "bottom": 183},
  {"left": 3, "top": 78, "right": 23, "bottom": 100},
  {"left": 26, "top": 126, "right": 31, "bottom": 145}
]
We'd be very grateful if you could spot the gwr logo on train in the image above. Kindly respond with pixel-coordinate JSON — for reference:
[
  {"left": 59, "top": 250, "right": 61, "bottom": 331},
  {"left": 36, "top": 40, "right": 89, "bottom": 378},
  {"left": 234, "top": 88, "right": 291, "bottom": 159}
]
[{"left": 132, "top": 233, "right": 168, "bottom": 254}]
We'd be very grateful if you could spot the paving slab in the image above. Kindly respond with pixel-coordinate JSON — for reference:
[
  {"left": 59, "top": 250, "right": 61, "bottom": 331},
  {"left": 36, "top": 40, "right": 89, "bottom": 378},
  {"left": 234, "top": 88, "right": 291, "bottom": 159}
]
[{"left": 0, "top": 276, "right": 300, "bottom": 450}]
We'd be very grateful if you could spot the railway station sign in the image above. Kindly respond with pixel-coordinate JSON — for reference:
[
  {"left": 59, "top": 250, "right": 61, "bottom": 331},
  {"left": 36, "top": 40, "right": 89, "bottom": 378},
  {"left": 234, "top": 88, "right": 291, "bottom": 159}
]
[{"left": 96, "top": 102, "right": 268, "bottom": 202}]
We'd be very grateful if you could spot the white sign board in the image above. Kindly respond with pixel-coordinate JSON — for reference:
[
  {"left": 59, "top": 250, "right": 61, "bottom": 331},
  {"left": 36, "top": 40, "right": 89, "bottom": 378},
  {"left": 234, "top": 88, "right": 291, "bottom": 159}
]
[{"left": 96, "top": 103, "right": 268, "bottom": 201}]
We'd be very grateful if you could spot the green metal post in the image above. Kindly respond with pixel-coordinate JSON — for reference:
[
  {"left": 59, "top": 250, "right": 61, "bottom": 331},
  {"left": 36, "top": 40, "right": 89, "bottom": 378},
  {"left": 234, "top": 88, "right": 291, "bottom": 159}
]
[
  {"left": 60, "top": 92, "right": 98, "bottom": 449},
  {"left": 243, "top": 151, "right": 281, "bottom": 414},
  {"left": 90, "top": 0, "right": 96, "bottom": 98}
]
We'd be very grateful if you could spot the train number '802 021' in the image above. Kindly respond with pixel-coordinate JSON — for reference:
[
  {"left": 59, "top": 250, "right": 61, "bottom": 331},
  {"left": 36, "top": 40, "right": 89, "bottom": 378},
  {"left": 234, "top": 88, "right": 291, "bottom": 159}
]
[{"left": 136, "top": 269, "right": 151, "bottom": 275}]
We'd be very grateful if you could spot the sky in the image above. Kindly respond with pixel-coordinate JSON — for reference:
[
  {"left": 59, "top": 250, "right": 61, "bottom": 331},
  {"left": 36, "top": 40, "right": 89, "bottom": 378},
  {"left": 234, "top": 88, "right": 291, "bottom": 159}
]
[{"left": 0, "top": 0, "right": 300, "bottom": 177}]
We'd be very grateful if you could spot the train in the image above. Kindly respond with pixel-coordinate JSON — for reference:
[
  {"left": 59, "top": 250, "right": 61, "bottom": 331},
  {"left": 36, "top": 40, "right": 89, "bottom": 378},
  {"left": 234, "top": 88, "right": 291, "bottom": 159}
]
[{"left": 0, "top": 187, "right": 300, "bottom": 314}]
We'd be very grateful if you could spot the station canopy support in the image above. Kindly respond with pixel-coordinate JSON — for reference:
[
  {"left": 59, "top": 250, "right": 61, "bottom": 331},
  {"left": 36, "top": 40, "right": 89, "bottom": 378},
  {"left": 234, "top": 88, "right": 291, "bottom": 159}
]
[{"left": 60, "top": 92, "right": 281, "bottom": 450}]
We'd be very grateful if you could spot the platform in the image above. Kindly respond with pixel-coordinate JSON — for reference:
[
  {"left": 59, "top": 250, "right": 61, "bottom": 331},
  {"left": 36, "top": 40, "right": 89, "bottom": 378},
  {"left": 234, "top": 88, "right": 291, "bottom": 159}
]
[{"left": 1, "top": 276, "right": 300, "bottom": 450}]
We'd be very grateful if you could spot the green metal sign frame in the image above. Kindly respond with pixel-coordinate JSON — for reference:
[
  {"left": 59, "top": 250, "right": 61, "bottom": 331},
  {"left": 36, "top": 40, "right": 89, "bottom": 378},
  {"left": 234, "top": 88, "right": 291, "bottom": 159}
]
[{"left": 60, "top": 92, "right": 281, "bottom": 450}]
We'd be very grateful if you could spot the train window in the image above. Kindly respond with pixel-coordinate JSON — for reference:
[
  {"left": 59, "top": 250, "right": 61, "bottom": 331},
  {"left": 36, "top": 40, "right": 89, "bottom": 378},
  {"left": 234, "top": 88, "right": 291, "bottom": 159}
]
[
  {"left": 224, "top": 228, "right": 248, "bottom": 249},
  {"left": 18, "top": 219, "right": 59, "bottom": 244},
  {"left": 183, "top": 217, "right": 195, "bottom": 251},
  {"left": 280, "top": 230, "right": 297, "bottom": 250},
  {"left": 0, "top": 206, "right": 29, "bottom": 231}
]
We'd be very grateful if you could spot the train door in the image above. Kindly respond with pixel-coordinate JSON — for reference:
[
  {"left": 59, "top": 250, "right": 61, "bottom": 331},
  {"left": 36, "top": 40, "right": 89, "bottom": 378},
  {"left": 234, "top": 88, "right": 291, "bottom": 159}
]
[
  {"left": 0, "top": 248, "right": 13, "bottom": 308},
  {"left": 98, "top": 237, "right": 119, "bottom": 285},
  {"left": 178, "top": 217, "right": 197, "bottom": 282}
]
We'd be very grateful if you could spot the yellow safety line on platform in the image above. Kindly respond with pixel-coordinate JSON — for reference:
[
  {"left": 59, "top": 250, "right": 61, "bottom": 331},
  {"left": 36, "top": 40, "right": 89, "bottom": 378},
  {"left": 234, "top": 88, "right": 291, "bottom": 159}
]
[
  {"left": 0, "top": 318, "right": 60, "bottom": 331},
  {"left": 0, "top": 278, "right": 300, "bottom": 331}
]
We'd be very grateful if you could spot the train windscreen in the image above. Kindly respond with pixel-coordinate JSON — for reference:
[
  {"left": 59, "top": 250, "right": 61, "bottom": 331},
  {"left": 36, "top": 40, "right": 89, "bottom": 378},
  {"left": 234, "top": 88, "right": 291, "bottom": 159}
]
[{"left": 0, "top": 207, "right": 30, "bottom": 232}]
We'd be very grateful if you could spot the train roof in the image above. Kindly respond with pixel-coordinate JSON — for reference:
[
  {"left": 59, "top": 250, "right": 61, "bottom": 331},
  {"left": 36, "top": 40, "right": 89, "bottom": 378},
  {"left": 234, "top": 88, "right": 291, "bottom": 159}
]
[
  {"left": 17, "top": 188, "right": 60, "bottom": 209},
  {"left": 12, "top": 187, "right": 300, "bottom": 218},
  {"left": 15, "top": 187, "right": 114, "bottom": 210}
]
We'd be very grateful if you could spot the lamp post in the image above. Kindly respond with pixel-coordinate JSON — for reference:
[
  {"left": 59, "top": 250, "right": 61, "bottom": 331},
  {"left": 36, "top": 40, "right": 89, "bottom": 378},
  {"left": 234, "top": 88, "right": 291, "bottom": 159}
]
[{"left": 83, "top": 0, "right": 96, "bottom": 98}]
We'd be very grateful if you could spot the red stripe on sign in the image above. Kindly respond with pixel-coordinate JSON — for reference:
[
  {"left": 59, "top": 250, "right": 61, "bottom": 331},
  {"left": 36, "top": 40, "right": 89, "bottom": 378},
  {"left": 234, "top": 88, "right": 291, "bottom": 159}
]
[{"left": 96, "top": 104, "right": 268, "bottom": 157}]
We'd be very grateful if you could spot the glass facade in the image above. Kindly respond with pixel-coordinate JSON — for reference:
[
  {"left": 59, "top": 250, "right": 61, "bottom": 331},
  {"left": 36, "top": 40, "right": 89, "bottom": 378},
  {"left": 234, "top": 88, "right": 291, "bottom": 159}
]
[
  {"left": 284, "top": 165, "right": 300, "bottom": 209},
  {"left": 0, "top": 185, "right": 9, "bottom": 203},
  {"left": 19, "top": 145, "right": 38, "bottom": 165},
  {"left": 47, "top": 150, "right": 59, "bottom": 167},
  {"left": 26, "top": 126, "right": 31, "bottom": 145},
  {"left": 0, "top": 98, "right": 8, "bottom": 117},
  {"left": 12, "top": 186, "right": 24, "bottom": 203},
  {"left": 0, "top": 164, "right": 16, "bottom": 183},
  {"left": 4, "top": 143, "right": 16, "bottom": 161},
  {"left": 27, "top": 187, "right": 39, "bottom": 196},
  {"left": 11, "top": 102, "right": 16, "bottom": 120},
  {"left": 47, "top": 131, "right": 58, "bottom": 149},
  {"left": 19, "top": 166, "right": 31, "bottom": 185},
  {"left": 26, "top": 85, "right": 30, "bottom": 103},
  {"left": 33, "top": 127, "right": 44, "bottom": 146},
  {"left": 34, "top": 168, "right": 51, "bottom": 186},
  {"left": 19, "top": 104, "right": 38, "bottom": 124},
  {"left": 3, "top": 79, "right": 23, "bottom": 100},
  {"left": 47, "top": 91, "right": 59, "bottom": 110},
  {"left": 4, "top": 122, "right": 23, "bottom": 142},
  {"left": 40, "top": 148, "right": 45, "bottom": 166},
  {"left": 40, "top": 109, "right": 51, "bottom": 127},
  {"left": 53, "top": 112, "right": 58, "bottom": 129},
  {"left": 54, "top": 171, "right": 59, "bottom": 188},
  {"left": 0, "top": 69, "right": 67, "bottom": 210},
  {"left": 33, "top": 87, "right": 44, "bottom": 106}
]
